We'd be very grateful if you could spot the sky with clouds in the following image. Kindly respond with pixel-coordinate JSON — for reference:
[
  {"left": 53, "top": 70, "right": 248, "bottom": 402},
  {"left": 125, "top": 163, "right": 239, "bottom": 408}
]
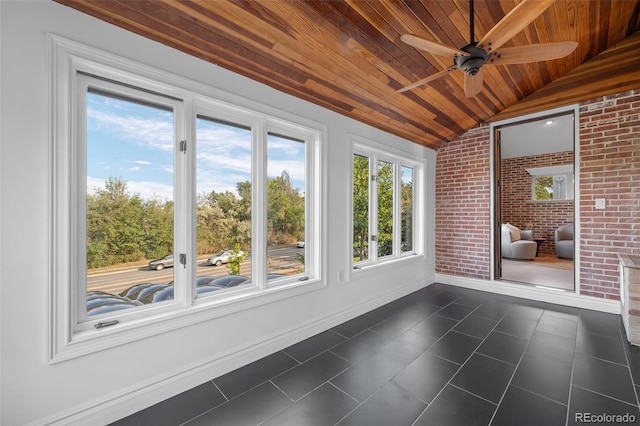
[{"left": 86, "top": 92, "right": 305, "bottom": 201}]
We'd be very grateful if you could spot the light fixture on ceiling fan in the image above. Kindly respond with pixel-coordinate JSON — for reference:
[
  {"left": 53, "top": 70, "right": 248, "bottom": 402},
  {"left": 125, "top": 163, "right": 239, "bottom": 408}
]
[{"left": 397, "top": 0, "right": 578, "bottom": 97}]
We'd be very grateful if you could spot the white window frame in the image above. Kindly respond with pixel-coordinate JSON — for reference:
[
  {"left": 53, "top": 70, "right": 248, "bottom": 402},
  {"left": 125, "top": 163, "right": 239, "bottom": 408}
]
[
  {"left": 49, "top": 35, "right": 325, "bottom": 363},
  {"left": 73, "top": 72, "right": 188, "bottom": 332},
  {"left": 350, "top": 136, "right": 424, "bottom": 274}
]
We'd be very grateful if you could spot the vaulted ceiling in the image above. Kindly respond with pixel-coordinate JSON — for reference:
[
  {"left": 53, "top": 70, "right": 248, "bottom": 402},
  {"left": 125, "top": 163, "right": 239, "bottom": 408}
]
[{"left": 56, "top": 0, "right": 640, "bottom": 150}]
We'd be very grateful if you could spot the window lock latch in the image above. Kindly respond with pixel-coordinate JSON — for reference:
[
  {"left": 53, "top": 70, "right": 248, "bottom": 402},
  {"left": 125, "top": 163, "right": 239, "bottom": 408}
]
[{"left": 95, "top": 320, "right": 119, "bottom": 329}]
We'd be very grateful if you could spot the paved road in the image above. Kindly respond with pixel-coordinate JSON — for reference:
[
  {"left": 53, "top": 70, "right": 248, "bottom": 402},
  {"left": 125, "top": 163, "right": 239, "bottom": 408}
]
[{"left": 87, "top": 245, "right": 303, "bottom": 295}]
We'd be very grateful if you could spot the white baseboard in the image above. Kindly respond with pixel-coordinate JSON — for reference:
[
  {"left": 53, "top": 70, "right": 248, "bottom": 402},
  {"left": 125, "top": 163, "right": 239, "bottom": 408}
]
[
  {"left": 39, "top": 273, "right": 622, "bottom": 426},
  {"left": 435, "top": 273, "right": 622, "bottom": 314},
  {"left": 39, "top": 278, "right": 429, "bottom": 426}
]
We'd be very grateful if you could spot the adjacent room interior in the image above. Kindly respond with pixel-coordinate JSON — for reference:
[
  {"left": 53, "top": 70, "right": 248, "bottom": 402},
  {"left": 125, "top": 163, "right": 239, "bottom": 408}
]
[{"left": 496, "top": 112, "right": 576, "bottom": 292}]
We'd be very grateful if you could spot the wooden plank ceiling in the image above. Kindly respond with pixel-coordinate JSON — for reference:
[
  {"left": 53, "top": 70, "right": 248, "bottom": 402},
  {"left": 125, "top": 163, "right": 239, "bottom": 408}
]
[{"left": 55, "top": 0, "right": 640, "bottom": 150}]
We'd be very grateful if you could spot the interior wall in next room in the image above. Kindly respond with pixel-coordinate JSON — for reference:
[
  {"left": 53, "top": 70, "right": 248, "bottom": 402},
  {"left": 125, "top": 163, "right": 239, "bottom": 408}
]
[{"left": 501, "top": 151, "right": 574, "bottom": 256}]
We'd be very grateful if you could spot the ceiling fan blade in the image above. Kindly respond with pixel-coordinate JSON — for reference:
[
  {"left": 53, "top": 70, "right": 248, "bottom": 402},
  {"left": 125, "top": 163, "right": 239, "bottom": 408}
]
[
  {"left": 397, "top": 66, "right": 457, "bottom": 93},
  {"left": 488, "top": 41, "right": 578, "bottom": 65},
  {"left": 401, "top": 34, "right": 469, "bottom": 58},
  {"left": 464, "top": 69, "right": 483, "bottom": 98},
  {"left": 477, "top": 0, "right": 556, "bottom": 53}
]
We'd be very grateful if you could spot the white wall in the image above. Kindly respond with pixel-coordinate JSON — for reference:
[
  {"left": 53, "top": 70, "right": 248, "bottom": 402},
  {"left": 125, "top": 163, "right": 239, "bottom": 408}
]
[{"left": 0, "top": 2, "right": 435, "bottom": 425}]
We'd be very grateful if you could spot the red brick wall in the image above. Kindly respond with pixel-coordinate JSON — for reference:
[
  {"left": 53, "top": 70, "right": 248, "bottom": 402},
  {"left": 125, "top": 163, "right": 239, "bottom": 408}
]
[
  {"left": 579, "top": 90, "right": 640, "bottom": 299},
  {"left": 502, "top": 152, "right": 574, "bottom": 255},
  {"left": 435, "top": 126, "right": 491, "bottom": 279},
  {"left": 435, "top": 89, "right": 640, "bottom": 300}
]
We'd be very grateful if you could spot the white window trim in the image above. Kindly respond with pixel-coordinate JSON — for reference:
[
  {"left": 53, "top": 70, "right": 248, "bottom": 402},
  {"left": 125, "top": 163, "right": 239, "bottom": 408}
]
[
  {"left": 74, "top": 73, "right": 189, "bottom": 332},
  {"left": 349, "top": 135, "right": 425, "bottom": 278},
  {"left": 48, "top": 34, "right": 326, "bottom": 363}
]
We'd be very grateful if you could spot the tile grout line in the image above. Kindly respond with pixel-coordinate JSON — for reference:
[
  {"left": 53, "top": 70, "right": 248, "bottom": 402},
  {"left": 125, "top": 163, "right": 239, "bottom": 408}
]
[
  {"left": 570, "top": 384, "right": 640, "bottom": 409},
  {"left": 210, "top": 379, "right": 229, "bottom": 402},
  {"left": 147, "top": 287, "right": 631, "bottom": 426},
  {"left": 174, "top": 296, "right": 624, "bottom": 424},
  {"left": 486, "top": 307, "right": 544, "bottom": 426},
  {"left": 408, "top": 298, "right": 508, "bottom": 425},
  {"left": 619, "top": 317, "right": 640, "bottom": 410},
  {"left": 565, "top": 324, "right": 578, "bottom": 426},
  {"left": 448, "top": 382, "right": 499, "bottom": 407},
  {"left": 509, "top": 383, "right": 569, "bottom": 407}
]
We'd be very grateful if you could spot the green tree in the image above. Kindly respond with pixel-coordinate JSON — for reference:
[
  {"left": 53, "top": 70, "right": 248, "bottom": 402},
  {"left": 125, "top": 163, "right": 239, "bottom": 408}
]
[
  {"left": 267, "top": 170, "right": 304, "bottom": 245},
  {"left": 236, "top": 180, "right": 252, "bottom": 222},
  {"left": 86, "top": 177, "right": 146, "bottom": 268},
  {"left": 401, "top": 179, "right": 414, "bottom": 251},
  {"left": 534, "top": 176, "right": 554, "bottom": 200},
  {"left": 377, "top": 161, "right": 394, "bottom": 257},
  {"left": 226, "top": 243, "right": 248, "bottom": 275},
  {"left": 196, "top": 188, "right": 251, "bottom": 254},
  {"left": 142, "top": 199, "right": 173, "bottom": 259},
  {"left": 353, "top": 155, "right": 369, "bottom": 261}
]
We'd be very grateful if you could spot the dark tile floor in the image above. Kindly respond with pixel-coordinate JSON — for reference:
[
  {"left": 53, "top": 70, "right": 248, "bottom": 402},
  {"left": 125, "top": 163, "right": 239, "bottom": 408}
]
[{"left": 112, "top": 283, "right": 640, "bottom": 426}]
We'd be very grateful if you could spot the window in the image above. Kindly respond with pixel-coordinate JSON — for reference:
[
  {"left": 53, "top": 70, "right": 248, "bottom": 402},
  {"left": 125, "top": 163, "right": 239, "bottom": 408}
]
[
  {"left": 352, "top": 154, "right": 370, "bottom": 262},
  {"left": 50, "top": 37, "right": 323, "bottom": 361},
  {"left": 528, "top": 165, "right": 574, "bottom": 201},
  {"left": 352, "top": 141, "right": 421, "bottom": 270},
  {"left": 377, "top": 160, "right": 394, "bottom": 258},
  {"left": 267, "top": 133, "right": 306, "bottom": 280},
  {"left": 401, "top": 166, "right": 414, "bottom": 253},
  {"left": 195, "top": 116, "right": 253, "bottom": 296},
  {"left": 78, "top": 74, "right": 183, "bottom": 326}
]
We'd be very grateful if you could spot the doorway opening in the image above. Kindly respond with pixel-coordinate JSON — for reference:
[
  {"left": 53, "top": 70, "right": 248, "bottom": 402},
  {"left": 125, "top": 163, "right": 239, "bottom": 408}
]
[{"left": 492, "top": 108, "right": 577, "bottom": 291}]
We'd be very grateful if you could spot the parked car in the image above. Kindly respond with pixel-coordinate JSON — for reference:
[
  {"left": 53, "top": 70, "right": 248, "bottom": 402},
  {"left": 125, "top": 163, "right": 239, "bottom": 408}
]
[
  {"left": 296, "top": 241, "right": 305, "bottom": 248},
  {"left": 196, "top": 276, "right": 216, "bottom": 286},
  {"left": 149, "top": 278, "right": 218, "bottom": 303},
  {"left": 196, "top": 285, "right": 224, "bottom": 296},
  {"left": 137, "top": 284, "right": 170, "bottom": 304},
  {"left": 151, "top": 285, "right": 175, "bottom": 303},
  {"left": 149, "top": 254, "right": 173, "bottom": 270},
  {"left": 86, "top": 291, "right": 142, "bottom": 316},
  {"left": 120, "top": 283, "right": 157, "bottom": 299},
  {"left": 242, "top": 274, "right": 285, "bottom": 285},
  {"left": 207, "top": 250, "right": 244, "bottom": 266},
  {"left": 87, "top": 303, "right": 141, "bottom": 316},
  {"left": 208, "top": 275, "right": 249, "bottom": 288}
]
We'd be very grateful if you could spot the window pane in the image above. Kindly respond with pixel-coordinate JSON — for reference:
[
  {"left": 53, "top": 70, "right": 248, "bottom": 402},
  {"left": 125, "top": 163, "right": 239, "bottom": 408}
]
[
  {"left": 353, "top": 154, "right": 369, "bottom": 262},
  {"left": 377, "top": 160, "right": 394, "bottom": 257},
  {"left": 85, "top": 90, "right": 174, "bottom": 316},
  {"left": 534, "top": 176, "right": 554, "bottom": 200},
  {"left": 267, "top": 133, "right": 306, "bottom": 279},
  {"left": 401, "top": 166, "right": 414, "bottom": 253},
  {"left": 196, "top": 117, "right": 252, "bottom": 295}
]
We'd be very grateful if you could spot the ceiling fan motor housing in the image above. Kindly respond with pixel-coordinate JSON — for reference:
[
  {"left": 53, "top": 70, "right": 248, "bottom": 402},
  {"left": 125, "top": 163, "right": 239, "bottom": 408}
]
[{"left": 455, "top": 43, "right": 490, "bottom": 76}]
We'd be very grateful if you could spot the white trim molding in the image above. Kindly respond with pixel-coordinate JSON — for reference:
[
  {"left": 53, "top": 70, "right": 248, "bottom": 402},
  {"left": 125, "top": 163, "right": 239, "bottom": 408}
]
[
  {"left": 435, "top": 273, "right": 621, "bottom": 314},
  {"left": 36, "top": 276, "right": 429, "bottom": 426},
  {"left": 48, "top": 33, "right": 327, "bottom": 363}
]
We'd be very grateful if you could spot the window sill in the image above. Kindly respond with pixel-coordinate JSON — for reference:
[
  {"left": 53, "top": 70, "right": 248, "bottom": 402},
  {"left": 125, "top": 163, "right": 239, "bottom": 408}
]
[
  {"left": 50, "top": 277, "right": 326, "bottom": 364},
  {"left": 351, "top": 252, "right": 423, "bottom": 278},
  {"left": 527, "top": 199, "right": 574, "bottom": 203}
]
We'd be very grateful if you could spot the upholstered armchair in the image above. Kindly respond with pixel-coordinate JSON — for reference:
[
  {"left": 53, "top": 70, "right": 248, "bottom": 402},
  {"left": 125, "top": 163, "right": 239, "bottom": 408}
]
[
  {"left": 501, "top": 223, "right": 537, "bottom": 260},
  {"left": 555, "top": 223, "right": 574, "bottom": 259}
]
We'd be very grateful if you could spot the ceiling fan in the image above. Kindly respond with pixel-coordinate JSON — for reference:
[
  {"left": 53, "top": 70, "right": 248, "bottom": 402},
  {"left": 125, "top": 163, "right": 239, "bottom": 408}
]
[{"left": 397, "top": 0, "right": 578, "bottom": 97}]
